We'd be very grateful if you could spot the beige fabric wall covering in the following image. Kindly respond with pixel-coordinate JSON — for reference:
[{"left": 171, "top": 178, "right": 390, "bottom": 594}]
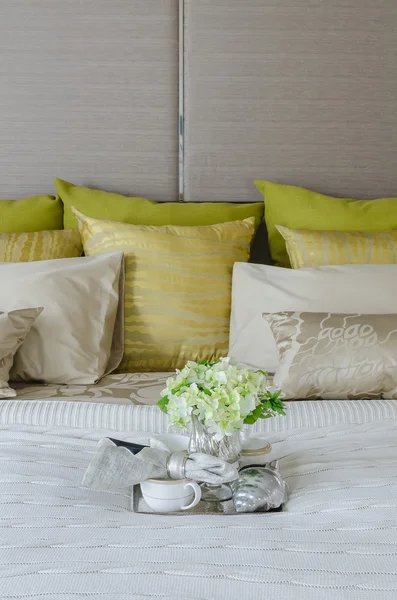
[
  {"left": 0, "top": 1, "right": 178, "bottom": 200},
  {"left": 184, "top": 0, "right": 397, "bottom": 202}
]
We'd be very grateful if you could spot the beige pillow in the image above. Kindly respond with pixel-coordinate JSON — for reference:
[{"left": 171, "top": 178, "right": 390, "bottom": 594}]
[
  {"left": 0, "top": 253, "right": 124, "bottom": 385},
  {"left": 0, "top": 308, "right": 43, "bottom": 398},
  {"left": 265, "top": 311, "right": 397, "bottom": 400},
  {"left": 229, "top": 263, "right": 397, "bottom": 373}
]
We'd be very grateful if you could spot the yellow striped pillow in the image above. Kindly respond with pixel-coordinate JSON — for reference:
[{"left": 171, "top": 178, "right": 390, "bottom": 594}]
[
  {"left": 276, "top": 225, "right": 397, "bottom": 268},
  {"left": 0, "top": 229, "right": 82, "bottom": 262},
  {"left": 73, "top": 208, "right": 256, "bottom": 372}
]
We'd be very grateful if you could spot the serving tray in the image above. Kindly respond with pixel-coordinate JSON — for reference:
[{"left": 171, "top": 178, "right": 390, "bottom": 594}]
[{"left": 130, "top": 483, "right": 283, "bottom": 516}]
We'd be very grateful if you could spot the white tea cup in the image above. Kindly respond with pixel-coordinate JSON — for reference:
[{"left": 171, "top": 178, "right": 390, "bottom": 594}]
[{"left": 140, "top": 478, "right": 201, "bottom": 513}]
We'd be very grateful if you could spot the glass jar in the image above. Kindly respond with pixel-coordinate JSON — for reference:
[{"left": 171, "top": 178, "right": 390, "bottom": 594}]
[{"left": 188, "top": 415, "right": 241, "bottom": 501}]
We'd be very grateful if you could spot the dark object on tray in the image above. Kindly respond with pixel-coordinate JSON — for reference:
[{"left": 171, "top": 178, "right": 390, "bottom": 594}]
[{"left": 108, "top": 438, "right": 148, "bottom": 454}]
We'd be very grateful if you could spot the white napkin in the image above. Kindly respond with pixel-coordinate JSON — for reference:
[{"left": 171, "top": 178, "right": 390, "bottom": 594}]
[{"left": 82, "top": 438, "right": 239, "bottom": 491}]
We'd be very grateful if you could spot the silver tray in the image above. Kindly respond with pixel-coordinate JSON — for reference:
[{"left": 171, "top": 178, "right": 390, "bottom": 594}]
[{"left": 130, "top": 483, "right": 283, "bottom": 516}]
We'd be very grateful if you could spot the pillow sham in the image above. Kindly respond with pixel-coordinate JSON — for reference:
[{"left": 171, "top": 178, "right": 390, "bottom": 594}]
[
  {"left": 254, "top": 180, "right": 397, "bottom": 267},
  {"left": 229, "top": 262, "right": 397, "bottom": 373},
  {"left": 73, "top": 208, "right": 256, "bottom": 372},
  {"left": 276, "top": 226, "right": 397, "bottom": 268},
  {"left": 57, "top": 178, "right": 263, "bottom": 231},
  {"left": 0, "top": 229, "right": 82, "bottom": 262},
  {"left": 0, "top": 253, "right": 124, "bottom": 385},
  {"left": 266, "top": 311, "right": 397, "bottom": 400},
  {"left": 0, "top": 195, "right": 62, "bottom": 232},
  {"left": 0, "top": 308, "right": 43, "bottom": 398}
]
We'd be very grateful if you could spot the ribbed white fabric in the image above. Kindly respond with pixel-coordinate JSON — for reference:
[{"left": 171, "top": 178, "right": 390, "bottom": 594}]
[
  {"left": 1, "top": 398, "right": 397, "bottom": 432},
  {"left": 1, "top": 416, "right": 397, "bottom": 599},
  {"left": 0, "top": 400, "right": 169, "bottom": 433}
]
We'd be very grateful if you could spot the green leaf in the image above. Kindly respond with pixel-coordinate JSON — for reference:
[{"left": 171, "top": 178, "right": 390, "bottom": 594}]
[
  {"left": 169, "top": 384, "right": 185, "bottom": 395},
  {"left": 243, "top": 413, "right": 257, "bottom": 425},
  {"left": 243, "top": 403, "right": 264, "bottom": 425},
  {"left": 243, "top": 390, "right": 286, "bottom": 424},
  {"left": 197, "top": 385, "right": 211, "bottom": 396},
  {"left": 254, "top": 369, "right": 268, "bottom": 376},
  {"left": 157, "top": 395, "right": 169, "bottom": 413}
]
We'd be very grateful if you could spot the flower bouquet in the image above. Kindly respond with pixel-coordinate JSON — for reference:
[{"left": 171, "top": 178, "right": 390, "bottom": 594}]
[{"left": 157, "top": 358, "right": 285, "bottom": 501}]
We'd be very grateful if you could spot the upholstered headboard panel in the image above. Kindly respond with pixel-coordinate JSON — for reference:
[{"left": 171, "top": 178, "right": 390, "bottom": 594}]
[
  {"left": 184, "top": 0, "right": 397, "bottom": 203},
  {"left": 1, "top": 2, "right": 396, "bottom": 205},
  {"left": 0, "top": 1, "right": 178, "bottom": 200}
]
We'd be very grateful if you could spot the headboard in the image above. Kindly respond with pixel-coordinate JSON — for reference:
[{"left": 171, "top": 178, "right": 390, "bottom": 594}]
[
  {"left": 184, "top": 0, "right": 397, "bottom": 202},
  {"left": 1, "top": 1, "right": 396, "bottom": 203},
  {"left": 0, "top": 1, "right": 178, "bottom": 200}
]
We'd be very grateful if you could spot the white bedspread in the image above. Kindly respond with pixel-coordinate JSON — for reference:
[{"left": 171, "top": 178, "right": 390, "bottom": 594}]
[{"left": 1, "top": 400, "right": 397, "bottom": 600}]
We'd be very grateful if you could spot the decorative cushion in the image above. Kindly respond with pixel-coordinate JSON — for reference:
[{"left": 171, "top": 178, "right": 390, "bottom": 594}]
[
  {"left": 0, "top": 195, "right": 62, "bottom": 232},
  {"left": 266, "top": 311, "right": 397, "bottom": 400},
  {"left": 229, "top": 262, "right": 397, "bottom": 373},
  {"left": 57, "top": 179, "right": 263, "bottom": 231},
  {"left": 0, "top": 229, "right": 82, "bottom": 262},
  {"left": 73, "top": 207, "right": 256, "bottom": 372},
  {"left": 254, "top": 180, "right": 397, "bottom": 267},
  {"left": 277, "top": 225, "right": 397, "bottom": 268},
  {"left": 0, "top": 308, "right": 43, "bottom": 398},
  {"left": 0, "top": 253, "right": 124, "bottom": 385}
]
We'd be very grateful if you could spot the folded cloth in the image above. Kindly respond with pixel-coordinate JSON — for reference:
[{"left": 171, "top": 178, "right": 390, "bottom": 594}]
[{"left": 82, "top": 438, "right": 239, "bottom": 491}]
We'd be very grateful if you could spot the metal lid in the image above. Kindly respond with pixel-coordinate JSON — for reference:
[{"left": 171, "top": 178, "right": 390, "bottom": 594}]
[{"left": 241, "top": 439, "right": 271, "bottom": 456}]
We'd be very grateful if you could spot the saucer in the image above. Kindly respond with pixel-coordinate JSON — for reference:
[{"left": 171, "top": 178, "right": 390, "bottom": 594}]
[{"left": 151, "top": 433, "right": 189, "bottom": 452}]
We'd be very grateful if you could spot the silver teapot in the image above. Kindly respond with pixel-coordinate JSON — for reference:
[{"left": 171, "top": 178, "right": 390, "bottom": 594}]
[{"left": 232, "top": 461, "right": 288, "bottom": 513}]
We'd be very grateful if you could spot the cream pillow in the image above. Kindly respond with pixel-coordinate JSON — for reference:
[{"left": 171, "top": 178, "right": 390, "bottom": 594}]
[
  {"left": 266, "top": 311, "right": 397, "bottom": 400},
  {"left": 0, "top": 253, "right": 124, "bottom": 384},
  {"left": 229, "top": 262, "right": 397, "bottom": 373},
  {"left": 0, "top": 308, "right": 43, "bottom": 398},
  {"left": 73, "top": 207, "right": 256, "bottom": 372}
]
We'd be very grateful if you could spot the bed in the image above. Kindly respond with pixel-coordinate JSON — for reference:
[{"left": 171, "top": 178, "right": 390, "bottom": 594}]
[
  {"left": 2, "top": 388, "right": 397, "bottom": 600},
  {"left": 1, "top": 3, "right": 397, "bottom": 599}
]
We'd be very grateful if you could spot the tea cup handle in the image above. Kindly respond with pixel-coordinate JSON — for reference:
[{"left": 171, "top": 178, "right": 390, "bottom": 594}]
[{"left": 180, "top": 481, "right": 201, "bottom": 510}]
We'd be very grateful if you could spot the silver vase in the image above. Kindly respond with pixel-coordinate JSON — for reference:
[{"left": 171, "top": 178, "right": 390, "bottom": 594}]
[{"left": 188, "top": 415, "right": 241, "bottom": 501}]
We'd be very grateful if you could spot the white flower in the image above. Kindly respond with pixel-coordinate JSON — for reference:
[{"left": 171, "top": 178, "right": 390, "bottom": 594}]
[
  {"left": 238, "top": 392, "right": 256, "bottom": 417},
  {"left": 214, "top": 370, "right": 227, "bottom": 385},
  {"left": 158, "top": 358, "right": 284, "bottom": 439}
]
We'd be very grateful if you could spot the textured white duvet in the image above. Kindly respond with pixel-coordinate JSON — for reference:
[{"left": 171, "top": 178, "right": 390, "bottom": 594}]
[{"left": 1, "top": 399, "right": 397, "bottom": 600}]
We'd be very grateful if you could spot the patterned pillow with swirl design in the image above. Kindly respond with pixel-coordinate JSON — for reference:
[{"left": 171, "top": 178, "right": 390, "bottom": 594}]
[{"left": 265, "top": 312, "right": 397, "bottom": 400}]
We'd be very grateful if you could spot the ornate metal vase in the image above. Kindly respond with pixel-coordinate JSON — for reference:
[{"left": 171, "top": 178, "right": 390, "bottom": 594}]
[{"left": 188, "top": 415, "right": 241, "bottom": 501}]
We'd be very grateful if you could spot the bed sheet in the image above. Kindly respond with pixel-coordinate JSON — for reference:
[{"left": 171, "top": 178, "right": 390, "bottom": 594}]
[
  {"left": 1, "top": 404, "right": 397, "bottom": 600},
  {"left": 10, "top": 372, "right": 397, "bottom": 434},
  {"left": 12, "top": 372, "right": 172, "bottom": 404}
]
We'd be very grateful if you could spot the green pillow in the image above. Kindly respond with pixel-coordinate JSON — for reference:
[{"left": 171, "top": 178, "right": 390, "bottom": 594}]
[
  {"left": 57, "top": 179, "right": 264, "bottom": 230},
  {"left": 0, "top": 195, "right": 62, "bottom": 233},
  {"left": 255, "top": 180, "right": 397, "bottom": 267}
]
